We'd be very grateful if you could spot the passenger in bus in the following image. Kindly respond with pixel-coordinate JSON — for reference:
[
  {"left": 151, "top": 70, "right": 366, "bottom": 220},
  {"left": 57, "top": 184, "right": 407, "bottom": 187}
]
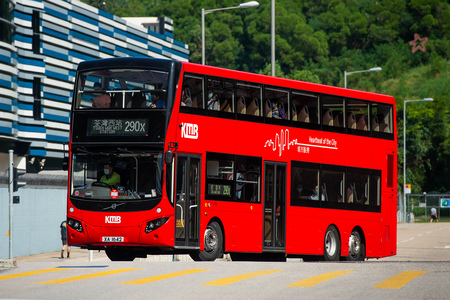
[
  {"left": 307, "top": 185, "right": 322, "bottom": 200},
  {"left": 272, "top": 102, "right": 286, "bottom": 119},
  {"left": 181, "top": 87, "right": 192, "bottom": 107},
  {"left": 100, "top": 163, "right": 121, "bottom": 188},
  {"left": 207, "top": 90, "right": 218, "bottom": 110},
  {"left": 296, "top": 183, "right": 309, "bottom": 199},
  {"left": 150, "top": 92, "right": 166, "bottom": 108},
  {"left": 92, "top": 82, "right": 111, "bottom": 109},
  {"left": 130, "top": 89, "right": 145, "bottom": 108}
]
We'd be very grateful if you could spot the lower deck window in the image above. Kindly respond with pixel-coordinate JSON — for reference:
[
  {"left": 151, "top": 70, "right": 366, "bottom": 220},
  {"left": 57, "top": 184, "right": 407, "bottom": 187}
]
[{"left": 206, "top": 153, "right": 261, "bottom": 202}]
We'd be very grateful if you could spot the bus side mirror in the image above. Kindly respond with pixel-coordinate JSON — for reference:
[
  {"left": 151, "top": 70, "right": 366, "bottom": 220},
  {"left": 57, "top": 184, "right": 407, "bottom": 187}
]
[{"left": 165, "top": 150, "right": 174, "bottom": 164}]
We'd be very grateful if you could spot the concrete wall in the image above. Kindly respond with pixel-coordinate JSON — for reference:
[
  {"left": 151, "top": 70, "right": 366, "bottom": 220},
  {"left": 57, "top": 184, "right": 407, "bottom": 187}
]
[{"left": 0, "top": 186, "right": 67, "bottom": 259}]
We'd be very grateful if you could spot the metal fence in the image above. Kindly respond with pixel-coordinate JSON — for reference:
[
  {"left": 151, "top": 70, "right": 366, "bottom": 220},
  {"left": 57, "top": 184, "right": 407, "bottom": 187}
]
[{"left": 405, "top": 193, "right": 450, "bottom": 223}]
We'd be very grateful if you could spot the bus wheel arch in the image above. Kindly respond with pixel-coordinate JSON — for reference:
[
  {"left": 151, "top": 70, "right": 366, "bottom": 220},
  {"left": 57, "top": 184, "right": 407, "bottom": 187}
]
[
  {"left": 323, "top": 224, "right": 341, "bottom": 261},
  {"left": 190, "top": 218, "right": 224, "bottom": 261},
  {"left": 347, "top": 226, "right": 366, "bottom": 261}
]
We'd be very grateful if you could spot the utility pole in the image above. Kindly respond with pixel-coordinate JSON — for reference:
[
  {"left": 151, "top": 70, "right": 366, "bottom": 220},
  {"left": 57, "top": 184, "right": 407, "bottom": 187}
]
[{"left": 8, "top": 149, "right": 14, "bottom": 260}]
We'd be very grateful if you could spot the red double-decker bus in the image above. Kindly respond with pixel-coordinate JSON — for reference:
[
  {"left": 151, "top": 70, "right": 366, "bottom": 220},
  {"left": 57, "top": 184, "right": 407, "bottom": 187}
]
[{"left": 67, "top": 57, "right": 397, "bottom": 261}]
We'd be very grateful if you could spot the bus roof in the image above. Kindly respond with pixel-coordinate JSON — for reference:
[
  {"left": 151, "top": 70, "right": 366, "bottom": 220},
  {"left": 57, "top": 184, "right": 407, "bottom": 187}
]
[
  {"left": 181, "top": 61, "right": 394, "bottom": 105},
  {"left": 76, "top": 57, "right": 394, "bottom": 105}
]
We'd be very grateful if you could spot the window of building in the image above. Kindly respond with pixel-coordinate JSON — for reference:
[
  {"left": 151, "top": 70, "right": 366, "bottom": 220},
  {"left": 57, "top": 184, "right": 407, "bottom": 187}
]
[
  {"left": 0, "top": 0, "right": 14, "bottom": 44},
  {"left": 33, "top": 77, "right": 42, "bottom": 120},
  {"left": 32, "top": 10, "right": 41, "bottom": 54}
]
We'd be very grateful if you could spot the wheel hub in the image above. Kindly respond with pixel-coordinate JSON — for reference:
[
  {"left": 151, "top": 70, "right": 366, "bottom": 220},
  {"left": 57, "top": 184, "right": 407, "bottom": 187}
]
[{"left": 204, "top": 228, "right": 218, "bottom": 253}]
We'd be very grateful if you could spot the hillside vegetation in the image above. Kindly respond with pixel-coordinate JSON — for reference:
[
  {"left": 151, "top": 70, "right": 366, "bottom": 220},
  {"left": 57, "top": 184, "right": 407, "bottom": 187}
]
[{"left": 83, "top": 0, "right": 449, "bottom": 193}]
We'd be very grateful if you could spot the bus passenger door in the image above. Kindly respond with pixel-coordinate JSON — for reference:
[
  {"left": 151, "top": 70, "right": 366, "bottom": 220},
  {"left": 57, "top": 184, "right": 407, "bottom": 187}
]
[
  {"left": 175, "top": 155, "right": 201, "bottom": 248},
  {"left": 263, "top": 162, "right": 286, "bottom": 251}
]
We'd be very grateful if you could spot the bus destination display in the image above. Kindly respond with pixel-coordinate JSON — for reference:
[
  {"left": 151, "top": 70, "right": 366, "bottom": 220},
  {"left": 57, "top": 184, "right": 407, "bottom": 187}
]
[
  {"left": 208, "top": 183, "right": 232, "bottom": 197},
  {"left": 87, "top": 118, "right": 148, "bottom": 136}
]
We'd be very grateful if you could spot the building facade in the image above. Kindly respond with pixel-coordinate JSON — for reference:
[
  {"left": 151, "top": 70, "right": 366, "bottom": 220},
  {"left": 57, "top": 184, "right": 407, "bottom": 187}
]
[
  {"left": 0, "top": 0, "right": 188, "bottom": 259},
  {"left": 0, "top": 0, "right": 189, "bottom": 174}
]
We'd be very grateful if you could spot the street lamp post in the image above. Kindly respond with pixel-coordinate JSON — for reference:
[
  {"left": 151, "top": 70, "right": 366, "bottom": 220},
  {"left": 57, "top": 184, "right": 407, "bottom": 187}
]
[
  {"left": 271, "top": 0, "right": 275, "bottom": 76},
  {"left": 344, "top": 67, "right": 382, "bottom": 88},
  {"left": 201, "top": 1, "right": 259, "bottom": 65},
  {"left": 403, "top": 98, "right": 433, "bottom": 222}
]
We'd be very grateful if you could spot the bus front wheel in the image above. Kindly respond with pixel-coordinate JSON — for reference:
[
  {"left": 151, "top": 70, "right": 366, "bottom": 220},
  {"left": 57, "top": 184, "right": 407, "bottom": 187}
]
[
  {"left": 323, "top": 225, "right": 340, "bottom": 261},
  {"left": 190, "top": 222, "right": 223, "bottom": 261}
]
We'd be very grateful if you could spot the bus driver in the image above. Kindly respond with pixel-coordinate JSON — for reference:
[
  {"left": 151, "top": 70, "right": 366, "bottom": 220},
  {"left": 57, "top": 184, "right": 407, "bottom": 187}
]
[{"left": 100, "top": 163, "right": 120, "bottom": 188}]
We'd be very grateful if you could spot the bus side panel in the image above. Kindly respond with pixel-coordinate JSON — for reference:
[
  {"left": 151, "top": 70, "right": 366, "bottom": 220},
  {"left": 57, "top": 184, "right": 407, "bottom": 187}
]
[
  {"left": 176, "top": 115, "right": 264, "bottom": 253},
  {"left": 203, "top": 201, "right": 263, "bottom": 253},
  {"left": 286, "top": 207, "right": 382, "bottom": 257},
  {"left": 285, "top": 207, "right": 325, "bottom": 255}
]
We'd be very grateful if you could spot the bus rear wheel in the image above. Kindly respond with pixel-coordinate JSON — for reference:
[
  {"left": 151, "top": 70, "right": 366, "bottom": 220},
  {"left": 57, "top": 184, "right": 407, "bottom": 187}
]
[
  {"left": 105, "top": 247, "right": 136, "bottom": 261},
  {"left": 347, "top": 229, "right": 365, "bottom": 261},
  {"left": 190, "top": 221, "right": 223, "bottom": 261},
  {"left": 323, "top": 225, "right": 340, "bottom": 261}
]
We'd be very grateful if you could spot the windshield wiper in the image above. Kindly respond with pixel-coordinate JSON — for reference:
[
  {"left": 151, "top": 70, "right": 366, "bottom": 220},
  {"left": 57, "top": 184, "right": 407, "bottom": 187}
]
[
  {"left": 76, "top": 147, "right": 95, "bottom": 155},
  {"left": 117, "top": 147, "right": 134, "bottom": 154}
]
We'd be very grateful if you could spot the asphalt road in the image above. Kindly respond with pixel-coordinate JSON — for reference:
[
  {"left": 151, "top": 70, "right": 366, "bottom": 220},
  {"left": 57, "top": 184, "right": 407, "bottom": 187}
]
[{"left": 0, "top": 222, "right": 449, "bottom": 300}]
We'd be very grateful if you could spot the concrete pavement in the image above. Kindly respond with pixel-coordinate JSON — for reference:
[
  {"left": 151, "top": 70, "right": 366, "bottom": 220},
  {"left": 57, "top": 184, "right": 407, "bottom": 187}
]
[{"left": 2, "top": 222, "right": 449, "bottom": 267}]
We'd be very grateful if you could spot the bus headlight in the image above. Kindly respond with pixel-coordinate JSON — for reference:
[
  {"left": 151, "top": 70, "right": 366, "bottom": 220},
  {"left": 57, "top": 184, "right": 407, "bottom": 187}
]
[
  {"left": 67, "top": 217, "right": 83, "bottom": 233},
  {"left": 145, "top": 217, "right": 169, "bottom": 234}
]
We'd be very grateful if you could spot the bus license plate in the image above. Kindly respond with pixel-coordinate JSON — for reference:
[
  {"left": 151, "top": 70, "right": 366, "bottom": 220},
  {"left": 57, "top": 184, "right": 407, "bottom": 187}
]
[{"left": 102, "top": 236, "right": 124, "bottom": 242}]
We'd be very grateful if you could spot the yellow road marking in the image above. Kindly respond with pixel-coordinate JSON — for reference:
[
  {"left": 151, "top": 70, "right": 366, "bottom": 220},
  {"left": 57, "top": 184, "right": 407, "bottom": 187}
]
[
  {"left": 288, "top": 270, "right": 354, "bottom": 287},
  {"left": 203, "top": 270, "right": 282, "bottom": 286},
  {"left": 120, "top": 269, "right": 210, "bottom": 285},
  {"left": 38, "top": 268, "right": 140, "bottom": 284},
  {"left": 0, "top": 268, "right": 69, "bottom": 281},
  {"left": 373, "top": 271, "right": 428, "bottom": 289}
]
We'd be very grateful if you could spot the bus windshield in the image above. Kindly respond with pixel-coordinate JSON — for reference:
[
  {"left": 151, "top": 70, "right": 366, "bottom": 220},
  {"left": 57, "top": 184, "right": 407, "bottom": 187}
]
[
  {"left": 74, "top": 68, "right": 169, "bottom": 109},
  {"left": 71, "top": 152, "right": 163, "bottom": 200}
]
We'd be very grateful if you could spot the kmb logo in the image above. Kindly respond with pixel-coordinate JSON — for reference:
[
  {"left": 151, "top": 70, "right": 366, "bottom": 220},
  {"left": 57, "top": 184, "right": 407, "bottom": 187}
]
[
  {"left": 181, "top": 122, "right": 198, "bottom": 139},
  {"left": 105, "top": 216, "right": 121, "bottom": 223}
]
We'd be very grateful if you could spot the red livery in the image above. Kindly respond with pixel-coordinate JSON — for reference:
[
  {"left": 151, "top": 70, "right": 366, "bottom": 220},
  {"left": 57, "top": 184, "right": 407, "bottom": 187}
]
[{"left": 67, "top": 58, "right": 397, "bottom": 261}]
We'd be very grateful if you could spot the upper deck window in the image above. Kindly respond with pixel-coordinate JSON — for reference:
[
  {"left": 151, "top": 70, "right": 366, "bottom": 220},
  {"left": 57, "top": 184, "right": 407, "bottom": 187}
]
[
  {"left": 322, "top": 95, "right": 344, "bottom": 131},
  {"left": 75, "top": 68, "right": 169, "bottom": 110},
  {"left": 371, "top": 102, "right": 393, "bottom": 133},
  {"left": 181, "top": 74, "right": 204, "bottom": 109},
  {"left": 207, "top": 78, "right": 234, "bottom": 114},
  {"left": 236, "top": 82, "right": 262, "bottom": 117},
  {"left": 347, "top": 99, "right": 369, "bottom": 134},
  {"left": 291, "top": 91, "right": 319, "bottom": 125},
  {"left": 265, "top": 87, "right": 288, "bottom": 120}
]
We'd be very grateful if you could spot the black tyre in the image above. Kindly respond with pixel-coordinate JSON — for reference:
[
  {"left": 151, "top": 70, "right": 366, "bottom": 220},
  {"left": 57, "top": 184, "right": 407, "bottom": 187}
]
[
  {"left": 347, "top": 229, "right": 365, "bottom": 261},
  {"left": 323, "top": 225, "right": 340, "bottom": 261},
  {"left": 189, "top": 221, "right": 223, "bottom": 261},
  {"left": 105, "top": 247, "right": 136, "bottom": 261}
]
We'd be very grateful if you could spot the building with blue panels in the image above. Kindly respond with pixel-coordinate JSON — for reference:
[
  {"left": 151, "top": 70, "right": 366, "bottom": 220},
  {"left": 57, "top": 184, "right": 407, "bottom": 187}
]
[
  {"left": 0, "top": 0, "right": 189, "bottom": 174},
  {"left": 0, "top": 0, "right": 188, "bottom": 259}
]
